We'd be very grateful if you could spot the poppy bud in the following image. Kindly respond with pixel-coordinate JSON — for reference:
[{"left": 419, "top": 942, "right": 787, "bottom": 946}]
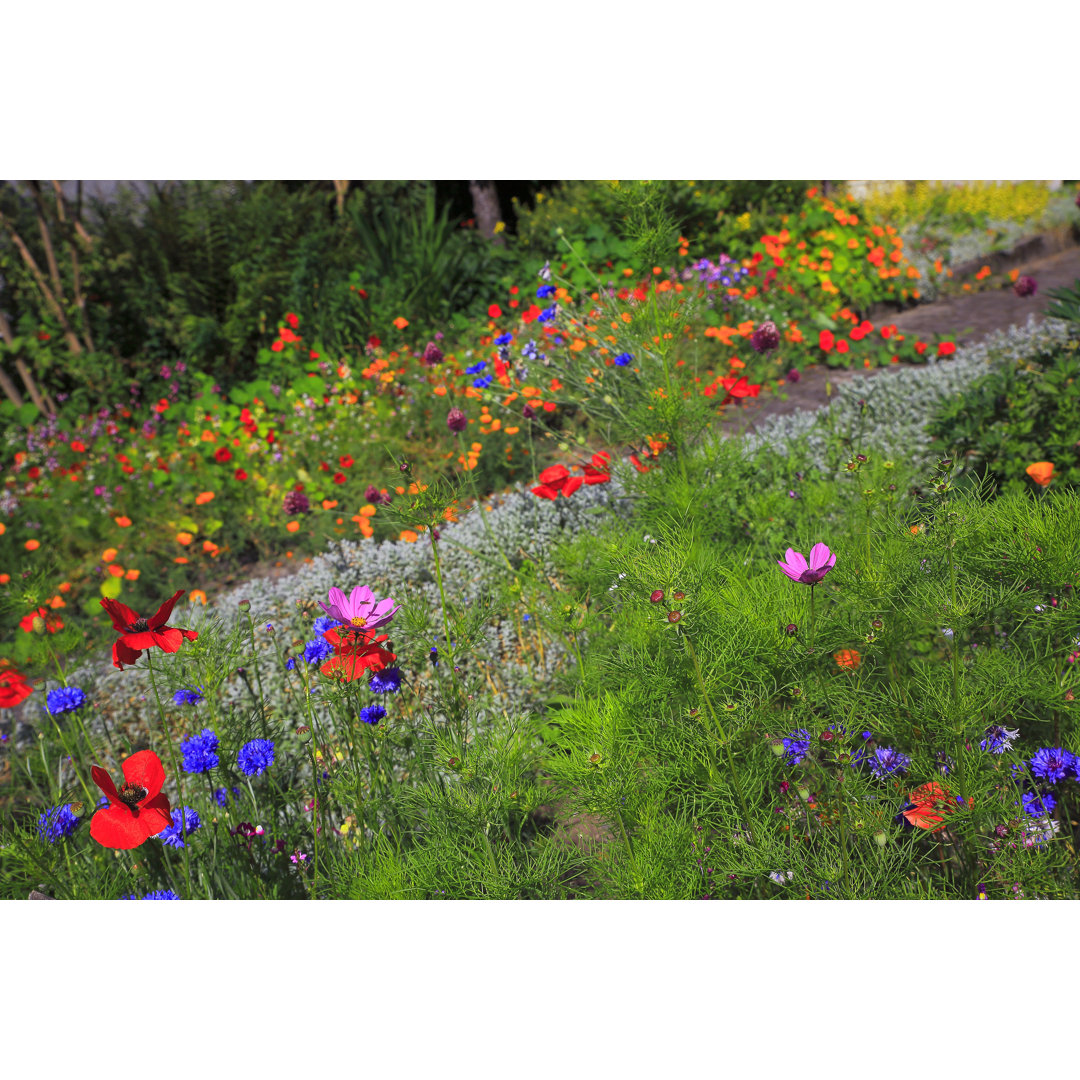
[
  {"left": 239, "top": 599, "right": 250, "bottom": 611},
  {"left": 31, "top": 615, "right": 46, "bottom": 635},
  {"left": 446, "top": 408, "right": 468, "bottom": 433},
  {"left": 292, "top": 638, "right": 305, "bottom": 648},
  {"left": 296, "top": 725, "right": 312, "bottom": 742},
  {"left": 785, "top": 623, "right": 798, "bottom": 636},
  {"left": 873, "top": 830, "right": 887, "bottom": 847},
  {"left": 650, "top": 590, "right": 665, "bottom": 603},
  {"left": 667, "top": 610, "right": 682, "bottom": 623},
  {"left": 70, "top": 801, "right": 84, "bottom": 816}
]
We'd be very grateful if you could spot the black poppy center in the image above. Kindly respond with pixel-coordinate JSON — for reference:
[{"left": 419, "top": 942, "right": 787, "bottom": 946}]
[
  {"left": 118, "top": 782, "right": 147, "bottom": 807},
  {"left": 127, "top": 618, "right": 150, "bottom": 633}
]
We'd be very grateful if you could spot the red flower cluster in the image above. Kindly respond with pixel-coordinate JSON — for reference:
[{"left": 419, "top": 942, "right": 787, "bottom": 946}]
[
  {"left": 318, "top": 625, "right": 397, "bottom": 682},
  {"left": 531, "top": 452, "right": 611, "bottom": 500},
  {"left": 19, "top": 607, "right": 64, "bottom": 634},
  {"left": 902, "top": 781, "right": 968, "bottom": 832},
  {"left": 0, "top": 660, "right": 33, "bottom": 708}
]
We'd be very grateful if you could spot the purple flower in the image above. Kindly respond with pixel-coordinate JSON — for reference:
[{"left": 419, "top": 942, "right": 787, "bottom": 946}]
[
  {"left": 782, "top": 729, "right": 811, "bottom": 766},
  {"left": 750, "top": 320, "right": 780, "bottom": 354},
  {"left": 777, "top": 543, "right": 836, "bottom": 585},
  {"left": 422, "top": 342, "right": 444, "bottom": 366},
  {"left": 446, "top": 408, "right": 468, "bottom": 433},
  {"left": 1022, "top": 791, "right": 1056, "bottom": 818},
  {"left": 283, "top": 490, "right": 310, "bottom": 515},
  {"left": 364, "top": 484, "right": 392, "bottom": 506},
  {"left": 1013, "top": 275, "right": 1038, "bottom": 298},
  {"left": 869, "top": 746, "right": 910, "bottom": 778},
  {"left": 319, "top": 585, "right": 400, "bottom": 632},
  {"left": 1030, "top": 747, "right": 1075, "bottom": 784},
  {"left": 369, "top": 667, "right": 402, "bottom": 694},
  {"left": 980, "top": 724, "right": 1020, "bottom": 754}
]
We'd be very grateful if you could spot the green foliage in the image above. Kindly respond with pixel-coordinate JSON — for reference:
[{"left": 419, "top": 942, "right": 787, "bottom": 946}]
[{"left": 926, "top": 338, "right": 1080, "bottom": 495}]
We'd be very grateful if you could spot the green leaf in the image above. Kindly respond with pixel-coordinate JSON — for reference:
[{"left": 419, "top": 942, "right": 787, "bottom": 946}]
[
  {"left": 16, "top": 402, "right": 40, "bottom": 426},
  {"left": 203, "top": 518, "right": 223, "bottom": 537},
  {"left": 100, "top": 576, "right": 123, "bottom": 599}
]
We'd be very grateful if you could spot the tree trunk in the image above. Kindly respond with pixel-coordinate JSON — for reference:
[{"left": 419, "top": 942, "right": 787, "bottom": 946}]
[{"left": 469, "top": 181, "right": 505, "bottom": 246}]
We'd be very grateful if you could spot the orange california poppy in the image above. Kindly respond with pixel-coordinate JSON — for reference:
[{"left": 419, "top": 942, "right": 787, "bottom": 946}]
[
  {"left": 834, "top": 649, "right": 861, "bottom": 669},
  {"left": 1025, "top": 462, "right": 1054, "bottom": 487}
]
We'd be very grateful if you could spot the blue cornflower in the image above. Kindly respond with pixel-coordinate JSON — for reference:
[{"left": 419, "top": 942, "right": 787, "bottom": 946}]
[
  {"left": 465, "top": 360, "right": 487, "bottom": 375},
  {"left": 1022, "top": 791, "right": 1056, "bottom": 818},
  {"left": 369, "top": 667, "right": 402, "bottom": 695},
  {"left": 536, "top": 284, "right": 556, "bottom": 300},
  {"left": 981, "top": 724, "right": 1020, "bottom": 753},
  {"left": 360, "top": 705, "right": 386, "bottom": 725},
  {"left": 522, "top": 340, "right": 539, "bottom": 360},
  {"left": 429, "top": 646, "right": 438, "bottom": 667},
  {"left": 614, "top": 353, "right": 633, "bottom": 367},
  {"left": 173, "top": 687, "right": 204, "bottom": 706},
  {"left": 1030, "top": 747, "right": 1075, "bottom": 784},
  {"left": 312, "top": 615, "right": 337, "bottom": 636},
  {"left": 537, "top": 306, "right": 557, "bottom": 324},
  {"left": 211, "top": 787, "right": 241, "bottom": 807},
  {"left": 782, "top": 729, "right": 811, "bottom": 766},
  {"left": 472, "top": 375, "right": 494, "bottom": 389},
  {"left": 869, "top": 746, "right": 910, "bottom": 778},
  {"left": 156, "top": 806, "right": 202, "bottom": 848},
  {"left": 286, "top": 657, "right": 297, "bottom": 670},
  {"left": 142, "top": 890, "right": 180, "bottom": 900},
  {"left": 303, "top": 637, "right": 334, "bottom": 665},
  {"left": 45, "top": 686, "right": 87, "bottom": 716},
  {"left": 238, "top": 739, "right": 275, "bottom": 777},
  {"left": 37, "top": 803, "right": 82, "bottom": 843},
  {"left": 180, "top": 728, "right": 219, "bottom": 774},
  {"left": 494, "top": 333, "right": 513, "bottom": 346}
]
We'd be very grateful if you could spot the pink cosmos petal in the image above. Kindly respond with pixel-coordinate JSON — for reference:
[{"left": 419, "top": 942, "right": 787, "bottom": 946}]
[
  {"left": 348, "top": 585, "right": 375, "bottom": 615},
  {"left": 808, "top": 543, "right": 833, "bottom": 570},
  {"left": 784, "top": 548, "right": 808, "bottom": 573},
  {"left": 777, "top": 560, "right": 804, "bottom": 583}
]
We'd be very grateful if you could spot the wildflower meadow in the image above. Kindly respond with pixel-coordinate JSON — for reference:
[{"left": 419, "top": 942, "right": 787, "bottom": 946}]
[{"left": 3, "top": 178, "right": 1080, "bottom": 903}]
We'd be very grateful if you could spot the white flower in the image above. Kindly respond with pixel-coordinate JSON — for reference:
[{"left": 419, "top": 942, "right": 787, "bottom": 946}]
[{"left": 767, "top": 870, "right": 794, "bottom": 885}]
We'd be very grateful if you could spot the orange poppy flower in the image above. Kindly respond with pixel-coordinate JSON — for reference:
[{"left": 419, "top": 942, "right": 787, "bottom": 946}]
[
  {"left": 195, "top": 491, "right": 215, "bottom": 505},
  {"left": 834, "top": 649, "right": 861, "bottom": 669},
  {"left": 393, "top": 316, "right": 409, "bottom": 330},
  {"left": 114, "top": 516, "right": 132, "bottom": 528},
  {"left": 25, "top": 539, "right": 40, "bottom": 551},
  {"left": 1026, "top": 462, "right": 1054, "bottom": 487},
  {"left": 286, "top": 521, "right": 300, "bottom": 533}
]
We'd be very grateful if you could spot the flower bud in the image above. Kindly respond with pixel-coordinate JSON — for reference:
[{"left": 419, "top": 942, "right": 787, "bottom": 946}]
[
  {"left": 785, "top": 623, "right": 798, "bottom": 636},
  {"left": 819, "top": 730, "right": 834, "bottom": 743},
  {"left": 399, "top": 461, "right": 411, "bottom": 473},
  {"left": 295, "top": 725, "right": 312, "bottom": 742},
  {"left": 31, "top": 615, "right": 46, "bottom": 635},
  {"left": 238, "top": 599, "right": 250, "bottom": 611},
  {"left": 797, "top": 786, "right": 811, "bottom": 801},
  {"left": 650, "top": 589, "right": 665, "bottom": 603},
  {"left": 769, "top": 738, "right": 785, "bottom": 756},
  {"left": 446, "top": 407, "right": 468, "bottom": 433},
  {"left": 667, "top": 610, "right": 682, "bottom": 623},
  {"left": 673, "top": 591, "right": 685, "bottom": 600},
  {"left": 70, "top": 801, "right": 84, "bottom": 816},
  {"left": 873, "top": 830, "right": 887, "bottom": 847}
]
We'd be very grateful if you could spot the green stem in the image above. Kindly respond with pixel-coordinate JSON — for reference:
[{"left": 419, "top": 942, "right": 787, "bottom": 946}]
[{"left": 145, "top": 651, "right": 193, "bottom": 899}]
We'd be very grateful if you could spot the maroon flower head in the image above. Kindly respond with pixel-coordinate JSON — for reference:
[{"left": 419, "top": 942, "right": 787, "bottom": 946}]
[
  {"left": 750, "top": 320, "right": 781, "bottom": 354},
  {"left": 422, "top": 342, "right": 444, "bottom": 367},
  {"left": 283, "top": 490, "right": 310, "bottom": 515},
  {"left": 787, "top": 368, "right": 801, "bottom": 383},
  {"left": 1013, "top": 275, "right": 1037, "bottom": 298},
  {"left": 446, "top": 407, "right": 468, "bottom": 433}
]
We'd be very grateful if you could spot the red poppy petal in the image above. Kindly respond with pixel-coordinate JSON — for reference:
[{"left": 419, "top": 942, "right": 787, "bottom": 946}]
[
  {"left": 118, "top": 631, "right": 160, "bottom": 652},
  {"left": 562, "top": 476, "right": 584, "bottom": 497},
  {"left": 138, "top": 793, "right": 173, "bottom": 836},
  {"left": 123, "top": 750, "right": 166, "bottom": 800},
  {"left": 112, "top": 638, "right": 143, "bottom": 669},
  {"left": 148, "top": 627, "right": 184, "bottom": 654},
  {"left": 531, "top": 484, "right": 558, "bottom": 500},
  {"left": 147, "top": 590, "right": 186, "bottom": 630},
  {"left": 100, "top": 597, "right": 142, "bottom": 631},
  {"left": 91, "top": 765, "right": 120, "bottom": 805},
  {"left": 538, "top": 465, "right": 569, "bottom": 485},
  {"left": 90, "top": 804, "right": 150, "bottom": 849},
  {"left": 179, "top": 628, "right": 198, "bottom": 642}
]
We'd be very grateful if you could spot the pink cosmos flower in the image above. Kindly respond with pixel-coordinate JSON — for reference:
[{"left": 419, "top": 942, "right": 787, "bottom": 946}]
[
  {"left": 319, "top": 585, "right": 400, "bottom": 632},
  {"left": 777, "top": 543, "right": 836, "bottom": 585}
]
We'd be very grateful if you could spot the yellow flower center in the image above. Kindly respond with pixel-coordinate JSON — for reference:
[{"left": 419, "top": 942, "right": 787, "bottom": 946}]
[{"left": 350, "top": 616, "right": 367, "bottom": 628}]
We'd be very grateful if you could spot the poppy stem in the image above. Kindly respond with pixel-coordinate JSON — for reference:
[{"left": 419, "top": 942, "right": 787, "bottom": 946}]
[
  {"left": 809, "top": 584, "right": 816, "bottom": 653},
  {"left": 146, "top": 651, "right": 193, "bottom": 900},
  {"left": 243, "top": 608, "right": 267, "bottom": 728}
]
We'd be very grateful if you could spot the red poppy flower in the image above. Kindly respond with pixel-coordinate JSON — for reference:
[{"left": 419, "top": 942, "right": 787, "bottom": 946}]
[
  {"left": 71, "top": 440, "right": 86, "bottom": 453},
  {"left": 629, "top": 453, "right": 650, "bottom": 473},
  {"left": 235, "top": 468, "right": 248, "bottom": 481},
  {"left": 286, "top": 312, "right": 300, "bottom": 330},
  {"left": 319, "top": 626, "right": 397, "bottom": 682},
  {"left": 582, "top": 451, "right": 612, "bottom": 485},
  {"left": 818, "top": 330, "right": 835, "bottom": 352},
  {"left": 487, "top": 304, "right": 503, "bottom": 319},
  {"left": 19, "top": 606, "right": 65, "bottom": 634},
  {"left": 100, "top": 590, "right": 199, "bottom": 670},
  {"left": 0, "top": 661, "right": 33, "bottom": 708},
  {"left": 90, "top": 750, "right": 172, "bottom": 849},
  {"left": 902, "top": 781, "right": 958, "bottom": 832},
  {"left": 339, "top": 455, "right": 354, "bottom": 469},
  {"left": 531, "top": 464, "right": 584, "bottom": 500},
  {"left": 937, "top": 341, "right": 956, "bottom": 358},
  {"left": 333, "top": 471, "right": 346, "bottom": 485},
  {"left": 214, "top": 446, "right": 232, "bottom": 463}
]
